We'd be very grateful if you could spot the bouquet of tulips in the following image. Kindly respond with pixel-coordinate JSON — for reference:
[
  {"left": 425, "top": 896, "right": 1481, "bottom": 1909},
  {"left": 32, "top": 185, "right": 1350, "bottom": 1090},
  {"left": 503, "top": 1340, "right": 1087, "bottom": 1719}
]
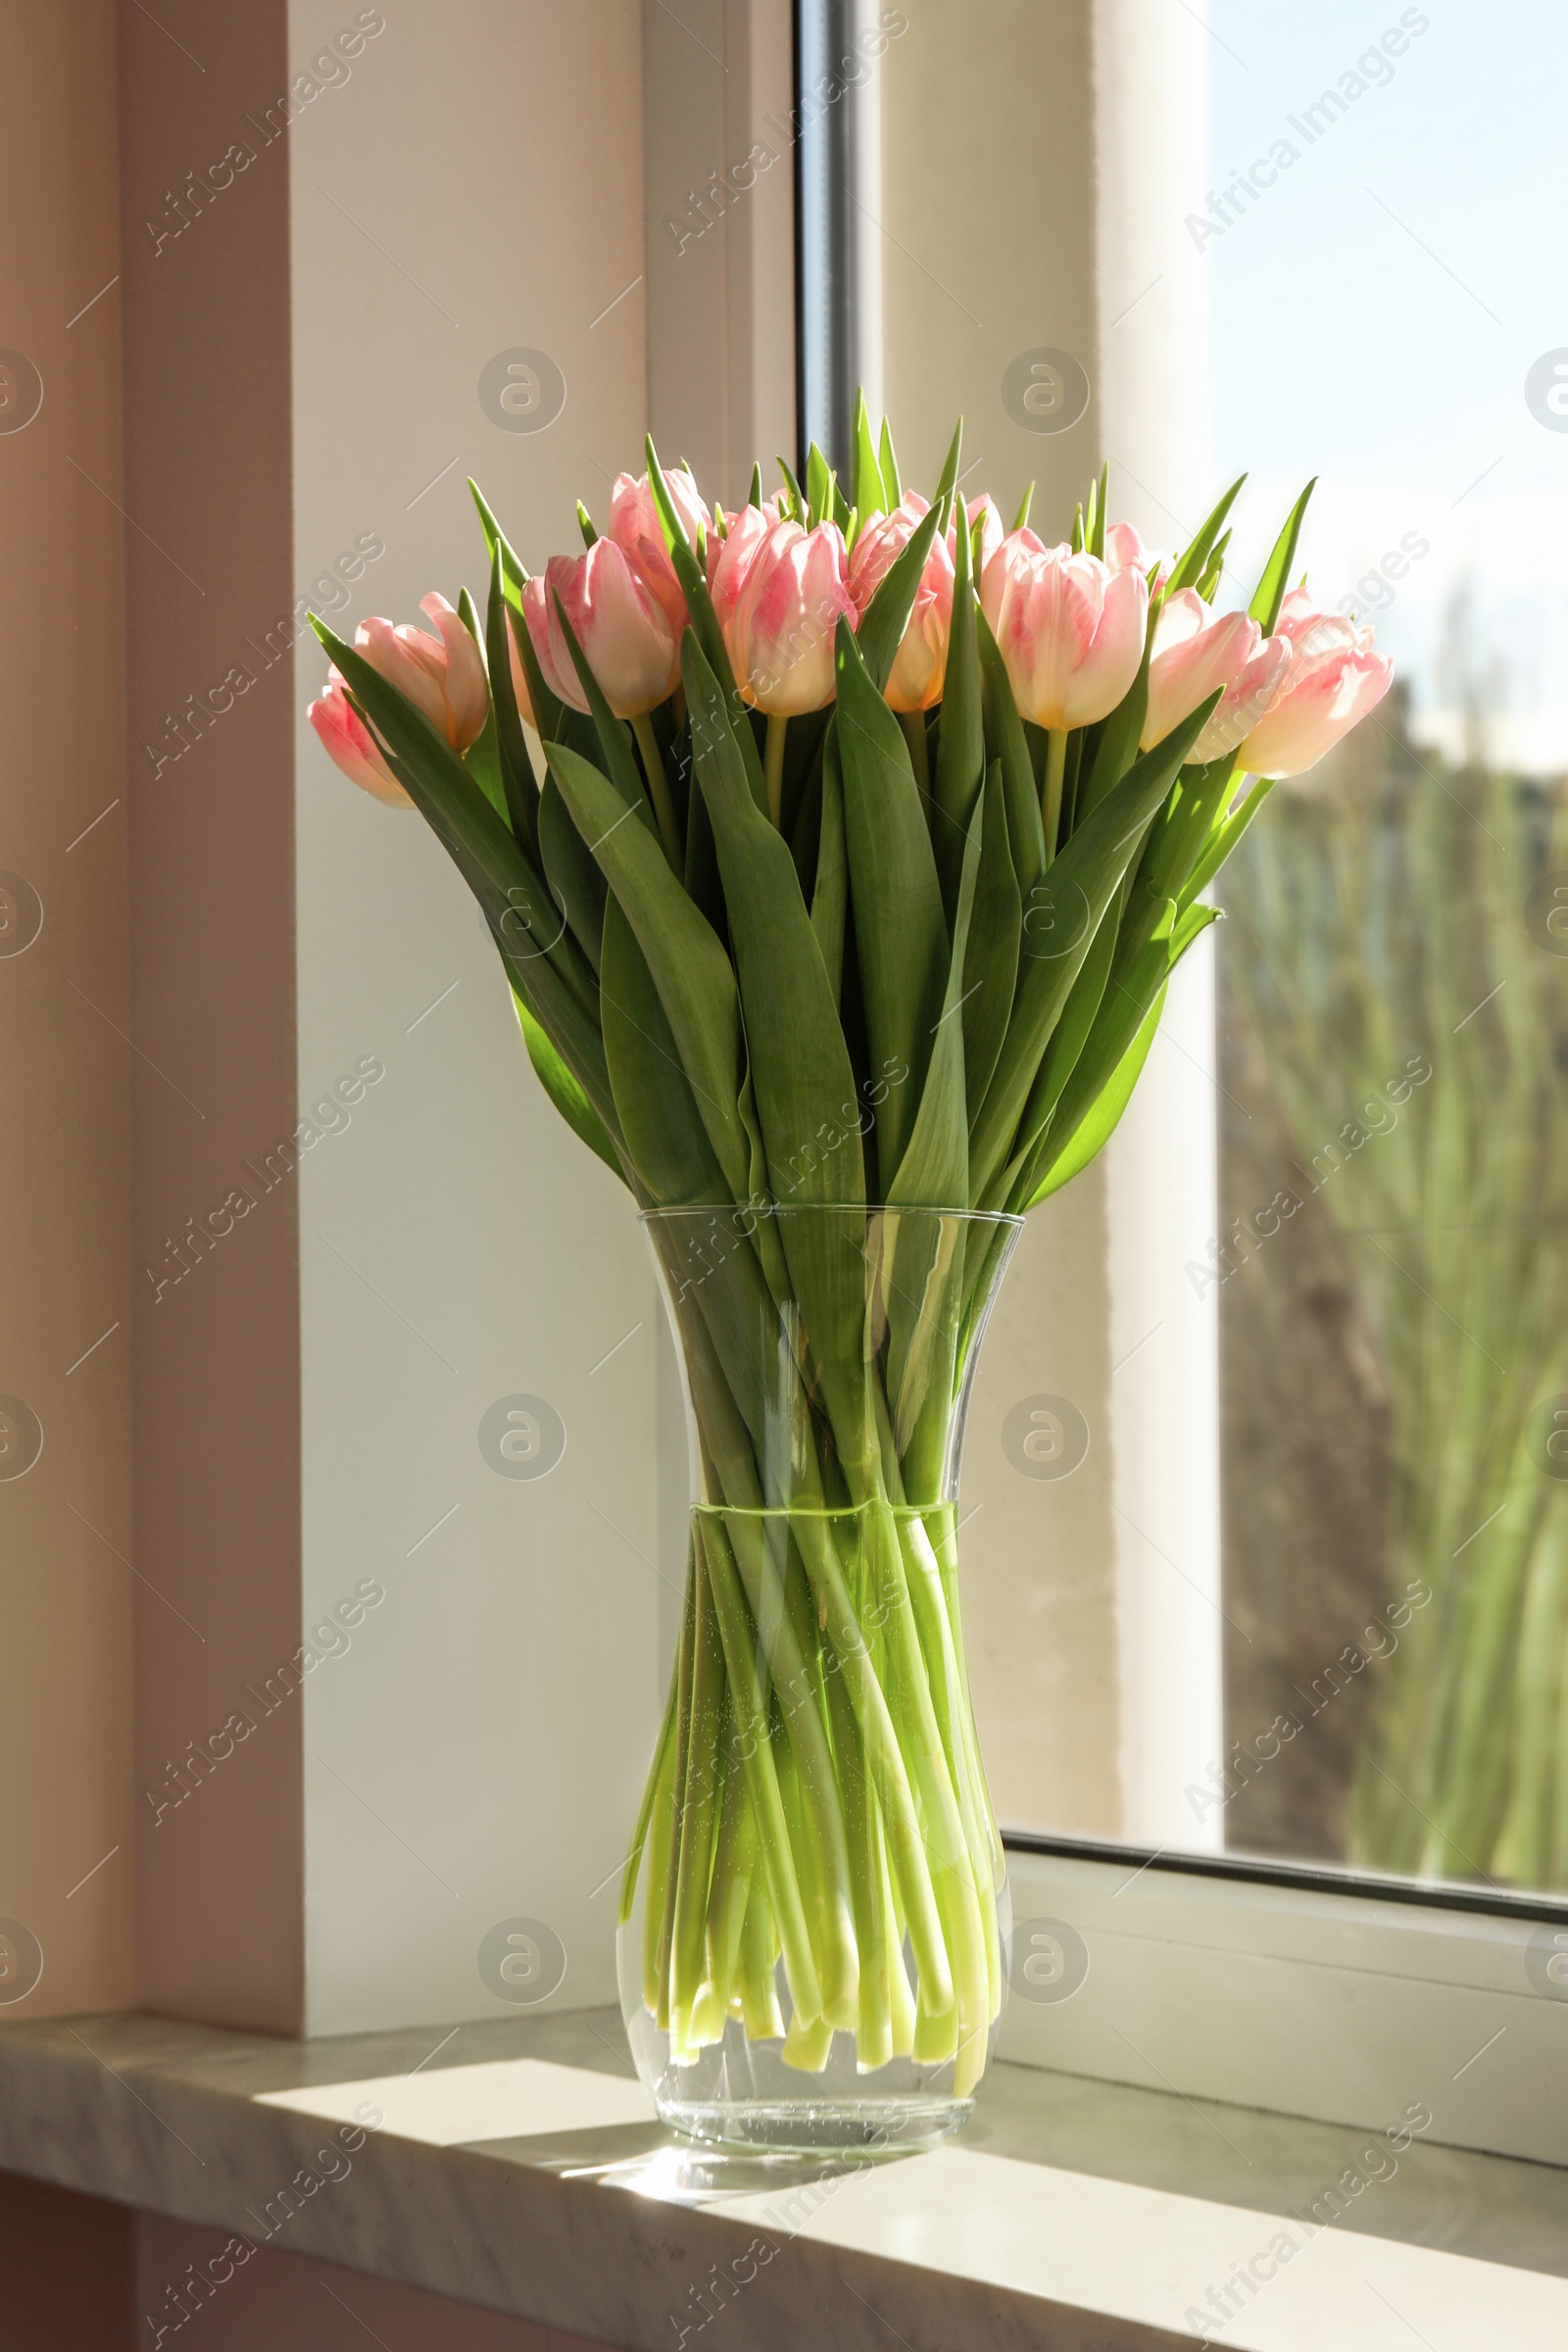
[{"left": 310, "top": 401, "right": 1392, "bottom": 2095}]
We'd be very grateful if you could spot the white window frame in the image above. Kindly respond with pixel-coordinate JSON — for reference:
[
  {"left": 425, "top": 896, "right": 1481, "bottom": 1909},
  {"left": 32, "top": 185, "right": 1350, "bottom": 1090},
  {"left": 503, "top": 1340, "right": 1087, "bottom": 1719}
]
[{"left": 997, "top": 1833, "right": 1568, "bottom": 2168}]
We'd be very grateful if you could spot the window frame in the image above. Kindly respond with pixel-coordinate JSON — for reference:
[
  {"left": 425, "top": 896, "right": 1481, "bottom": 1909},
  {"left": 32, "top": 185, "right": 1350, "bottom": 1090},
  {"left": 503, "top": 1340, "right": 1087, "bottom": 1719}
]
[{"left": 999, "top": 1833, "right": 1568, "bottom": 2167}]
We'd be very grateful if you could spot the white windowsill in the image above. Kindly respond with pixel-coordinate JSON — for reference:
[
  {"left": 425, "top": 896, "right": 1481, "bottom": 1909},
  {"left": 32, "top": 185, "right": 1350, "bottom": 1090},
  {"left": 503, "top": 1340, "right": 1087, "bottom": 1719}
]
[{"left": 1, "top": 2004, "right": 1563, "bottom": 2350}]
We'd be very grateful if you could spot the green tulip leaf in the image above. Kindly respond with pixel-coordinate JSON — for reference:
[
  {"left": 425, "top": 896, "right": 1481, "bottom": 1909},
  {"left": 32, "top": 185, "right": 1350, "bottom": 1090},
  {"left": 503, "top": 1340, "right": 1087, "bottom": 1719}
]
[
  {"left": 469, "top": 479, "right": 526, "bottom": 614},
  {"left": 834, "top": 618, "right": 948, "bottom": 1193},
  {"left": 485, "top": 546, "right": 542, "bottom": 858},
  {"left": 962, "top": 761, "right": 1022, "bottom": 1124},
  {"left": 811, "top": 720, "right": 849, "bottom": 1006},
  {"left": 1027, "top": 983, "right": 1166, "bottom": 1204},
  {"left": 854, "top": 391, "right": 885, "bottom": 526},
  {"left": 856, "top": 501, "right": 943, "bottom": 695},
  {"left": 683, "top": 638, "right": 860, "bottom": 1209},
  {"left": 546, "top": 736, "right": 751, "bottom": 1201},
  {"left": 682, "top": 637, "right": 876, "bottom": 1473},
  {"left": 514, "top": 988, "right": 622, "bottom": 1183},
  {"left": 1182, "top": 776, "right": 1275, "bottom": 909},
  {"left": 1164, "top": 474, "right": 1247, "bottom": 597},
  {"left": 932, "top": 465, "right": 984, "bottom": 916},
  {"left": 1249, "top": 477, "right": 1316, "bottom": 636},
  {"left": 967, "top": 690, "right": 1220, "bottom": 1202},
  {"left": 601, "top": 894, "right": 727, "bottom": 1204},
  {"left": 878, "top": 416, "right": 903, "bottom": 509},
  {"left": 887, "top": 794, "right": 984, "bottom": 1212},
  {"left": 539, "top": 775, "right": 608, "bottom": 975},
  {"left": 977, "top": 608, "right": 1045, "bottom": 896}
]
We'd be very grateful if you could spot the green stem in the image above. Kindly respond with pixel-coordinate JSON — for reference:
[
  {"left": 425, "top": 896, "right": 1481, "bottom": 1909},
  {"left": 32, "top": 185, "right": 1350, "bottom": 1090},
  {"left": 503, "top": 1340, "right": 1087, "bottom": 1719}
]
[
  {"left": 724, "top": 1512, "right": 858, "bottom": 2028},
  {"left": 899, "top": 1509, "right": 1000, "bottom": 2021},
  {"left": 825, "top": 1651, "right": 892, "bottom": 2070},
  {"left": 1042, "top": 726, "right": 1068, "bottom": 863},
  {"left": 619, "top": 1642, "right": 679, "bottom": 1926},
  {"left": 668, "top": 1535, "right": 728, "bottom": 2058},
  {"left": 899, "top": 708, "right": 931, "bottom": 805},
  {"left": 631, "top": 710, "right": 683, "bottom": 871},
  {"left": 764, "top": 711, "right": 789, "bottom": 829},
  {"left": 654, "top": 1560, "right": 698, "bottom": 2030},
  {"left": 738, "top": 1877, "right": 784, "bottom": 2039},
  {"left": 641, "top": 1754, "right": 676, "bottom": 2017},
  {"left": 698, "top": 1515, "right": 824, "bottom": 2027},
  {"left": 703, "top": 1756, "right": 758, "bottom": 2022}
]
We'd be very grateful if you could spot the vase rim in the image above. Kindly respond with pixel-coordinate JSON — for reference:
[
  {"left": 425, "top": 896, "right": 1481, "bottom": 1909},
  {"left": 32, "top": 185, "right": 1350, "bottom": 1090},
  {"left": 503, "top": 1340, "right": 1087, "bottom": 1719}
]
[{"left": 637, "top": 1201, "right": 1025, "bottom": 1230}]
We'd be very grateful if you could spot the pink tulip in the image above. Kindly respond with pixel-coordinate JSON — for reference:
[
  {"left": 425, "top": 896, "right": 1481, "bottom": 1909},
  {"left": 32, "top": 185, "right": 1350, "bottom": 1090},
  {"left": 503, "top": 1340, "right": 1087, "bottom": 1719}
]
[
  {"left": 980, "top": 535, "right": 1148, "bottom": 730},
  {"left": 706, "top": 500, "right": 776, "bottom": 605},
  {"left": 1104, "top": 521, "right": 1146, "bottom": 573},
  {"left": 608, "top": 464, "right": 710, "bottom": 640},
  {"left": 847, "top": 492, "right": 955, "bottom": 712},
  {"left": 1141, "top": 590, "right": 1289, "bottom": 757},
  {"left": 1105, "top": 520, "right": 1171, "bottom": 588},
  {"left": 543, "top": 539, "right": 680, "bottom": 718},
  {"left": 506, "top": 576, "right": 550, "bottom": 727},
  {"left": 356, "top": 594, "right": 489, "bottom": 753},
  {"left": 1191, "top": 631, "right": 1293, "bottom": 763},
  {"left": 309, "top": 670, "right": 413, "bottom": 808},
  {"left": 710, "top": 514, "right": 858, "bottom": 714},
  {"left": 951, "top": 494, "right": 1004, "bottom": 580},
  {"left": 1240, "top": 590, "right": 1394, "bottom": 777}
]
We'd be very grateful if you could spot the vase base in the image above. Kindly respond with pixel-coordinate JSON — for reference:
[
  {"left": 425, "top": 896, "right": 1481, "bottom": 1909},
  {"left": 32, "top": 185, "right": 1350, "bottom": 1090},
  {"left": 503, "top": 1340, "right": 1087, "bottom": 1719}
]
[{"left": 656, "top": 2093, "right": 972, "bottom": 2157}]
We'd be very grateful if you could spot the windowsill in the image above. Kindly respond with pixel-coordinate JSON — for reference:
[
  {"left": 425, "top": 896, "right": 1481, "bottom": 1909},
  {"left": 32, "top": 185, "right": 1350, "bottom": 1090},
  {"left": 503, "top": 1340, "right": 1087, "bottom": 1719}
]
[{"left": 0, "top": 2008, "right": 1563, "bottom": 2348}]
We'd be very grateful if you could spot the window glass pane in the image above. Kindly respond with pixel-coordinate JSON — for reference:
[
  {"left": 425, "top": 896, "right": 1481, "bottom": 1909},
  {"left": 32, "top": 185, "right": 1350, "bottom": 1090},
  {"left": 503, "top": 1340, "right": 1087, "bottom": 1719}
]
[
  {"left": 876, "top": 0, "right": 1568, "bottom": 1900},
  {"left": 1210, "top": 0, "right": 1568, "bottom": 1895}
]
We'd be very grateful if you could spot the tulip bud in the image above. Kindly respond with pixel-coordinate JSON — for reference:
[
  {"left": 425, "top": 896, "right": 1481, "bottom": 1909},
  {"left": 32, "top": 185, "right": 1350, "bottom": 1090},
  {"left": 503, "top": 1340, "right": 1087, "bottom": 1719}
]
[
  {"left": 980, "top": 535, "right": 1148, "bottom": 730},
  {"left": 950, "top": 494, "right": 1004, "bottom": 582},
  {"left": 544, "top": 540, "right": 680, "bottom": 718},
  {"left": 309, "top": 670, "right": 413, "bottom": 808},
  {"left": 1191, "top": 632, "right": 1292, "bottom": 763},
  {"left": 848, "top": 493, "right": 955, "bottom": 712},
  {"left": 1239, "top": 590, "right": 1394, "bottom": 777},
  {"left": 609, "top": 465, "right": 710, "bottom": 640},
  {"left": 1104, "top": 520, "right": 1171, "bottom": 586},
  {"left": 710, "top": 514, "right": 858, "bottom": 714},
  {"left": 355, "top": 594, "right": 490, "bottom": 753},
  {"left": 1141, "top": 591, "right": 1286, "bottom": 756}
]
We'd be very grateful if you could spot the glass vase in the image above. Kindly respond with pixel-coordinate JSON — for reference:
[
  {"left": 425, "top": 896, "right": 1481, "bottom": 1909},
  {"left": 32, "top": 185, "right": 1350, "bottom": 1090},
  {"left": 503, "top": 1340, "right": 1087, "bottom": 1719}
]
[{"left": 617, "top": 1202, "right": 1021, "bottom": 2155}]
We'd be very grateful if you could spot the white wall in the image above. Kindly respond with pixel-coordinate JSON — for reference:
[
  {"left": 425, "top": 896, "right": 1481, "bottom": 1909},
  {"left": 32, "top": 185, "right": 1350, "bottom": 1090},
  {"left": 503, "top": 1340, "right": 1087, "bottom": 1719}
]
[
  {"left": 288, "top": 0, "right": 663, "bottom": 2034},
  {"left": 1094, "top": 0, "right": 1223, "bottom": 1847}
]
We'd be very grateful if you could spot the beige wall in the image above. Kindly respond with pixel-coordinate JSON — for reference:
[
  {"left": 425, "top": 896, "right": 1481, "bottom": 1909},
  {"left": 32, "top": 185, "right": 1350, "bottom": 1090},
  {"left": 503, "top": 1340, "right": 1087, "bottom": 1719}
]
[
  {"left": 287, "top": 0, "right": 666, "bottom": 2037},
  {"left": 120, "top": 0, "right": 306, "bottom": 2034},
  {"left": 0, "top": 0, "right": 135, "bottom": 2019},
  {"left": 643, "top": 0, "right": 797, "bottom": 505}
]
